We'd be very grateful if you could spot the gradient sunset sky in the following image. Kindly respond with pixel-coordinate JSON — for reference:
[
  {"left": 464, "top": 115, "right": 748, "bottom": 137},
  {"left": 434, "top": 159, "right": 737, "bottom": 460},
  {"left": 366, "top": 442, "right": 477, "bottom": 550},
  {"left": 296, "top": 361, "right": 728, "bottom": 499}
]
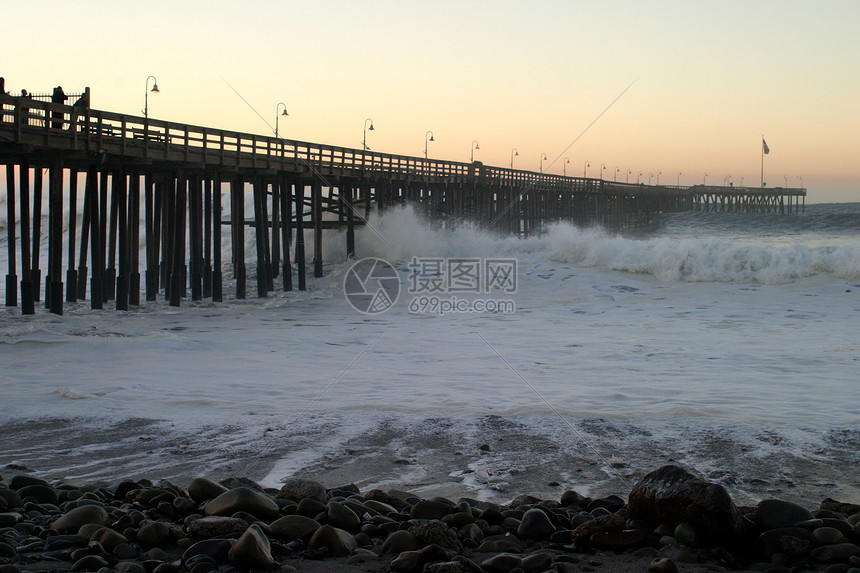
[{"left": 4, "top": 0, "right": 858, "bottom": 202}]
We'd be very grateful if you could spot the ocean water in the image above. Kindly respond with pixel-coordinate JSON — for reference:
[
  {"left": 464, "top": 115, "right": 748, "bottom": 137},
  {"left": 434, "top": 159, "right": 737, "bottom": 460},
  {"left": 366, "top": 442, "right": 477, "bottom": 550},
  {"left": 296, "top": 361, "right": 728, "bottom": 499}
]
[{"left": 0, "top": 199, "right": 858, "bottom": 505}]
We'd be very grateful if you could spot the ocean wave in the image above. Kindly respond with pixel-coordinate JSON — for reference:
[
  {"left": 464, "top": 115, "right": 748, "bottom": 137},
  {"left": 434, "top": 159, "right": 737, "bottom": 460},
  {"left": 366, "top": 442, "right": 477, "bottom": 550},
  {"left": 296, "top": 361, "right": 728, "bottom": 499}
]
[{"left": 352, "top": 205, "right": 860, "bottom": 284}]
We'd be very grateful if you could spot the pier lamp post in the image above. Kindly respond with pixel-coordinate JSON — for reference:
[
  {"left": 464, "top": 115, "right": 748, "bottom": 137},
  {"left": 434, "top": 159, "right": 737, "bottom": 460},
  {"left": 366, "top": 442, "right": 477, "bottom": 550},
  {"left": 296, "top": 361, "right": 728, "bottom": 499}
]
[
  {"left": 471, "top": 140, "right": 480, "bottom": 162},
  {"left": 144, "top": 75, "right": 159, "bottom": 119},
  {"left": 784, "top": 175, "right": 788, "bottom": 187},
  {"left": 601, "top": 164, "right": 607, "bottom": 179},
  {"left": 626, "top": 169, "right": 632, "bottom": 183},
  {"left": 510, "top": 148, "right": 519, "bottom": 169},
  {"left": 275, "top": 102, "right": 288, "bottom": 139},
  {"left": 424, "top": 131, "right": 435, "bottom": 159},
  {"left": 740, "top": 177, "right": 744, "bottom": 186},
  {"left": 657, "top": 171, "right": 661, "bottom": 185},
  {"left": 583, "top": 161, "right": 590, "bottom": 178},
  {"left": 540, "top": 153, "right": 548, "bottom": 173},
  {"left": 362, "top": 118, "right": 374, "bottom": 151},
  {"left": 797, "top": 176, "right": 804, "bottom": 188},
  {"left": 563, "top": 157, "right": 570, "bottom": 176},
  {"left": 677, "top": 172, "right": 682, "bottom": 186},
  {"left": 615, "top": 167, "right": 620, "bottom": 182},
  {"left": 637, "top": 171, "right": 642, "bottom": 184},
  {"left": 648, "top": 173, "right": 653, "bottom": 185},
  {"left": 703, "top": 173, "right": 708, "bottom": 185}
]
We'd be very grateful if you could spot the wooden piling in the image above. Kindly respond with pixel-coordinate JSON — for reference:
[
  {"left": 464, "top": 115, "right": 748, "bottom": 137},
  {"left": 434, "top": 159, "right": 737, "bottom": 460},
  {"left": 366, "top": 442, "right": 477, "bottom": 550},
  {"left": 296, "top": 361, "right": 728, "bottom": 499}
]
[
  {"left": 129, "top": 172, "right": 141, "bottom": 306},
  {"left": 279, "top": 175, "right": 293, "bottom": 292},
  {"left": 115, "top": 169, "right": 130, "bottom": 311},
  {"left": 5, "top": 163, "right": 18, "bottom": 307},
  {"left": 312, "top": 179, "right": 323, "bottom": 278},
  {"left": 295, "top": 179, "right": 307, "bottom": 291},
  {"left": 212, "top": 175, "right": 223, "bottom": 302},
  {"left": 19, "top": 163, "right": 34, "bottom": 315},
  {"left": 66, "top": 169, "right": 78, "bottom": 302},
  {"left": 31, "top": 167, "right": 43, "bottom": 301}
]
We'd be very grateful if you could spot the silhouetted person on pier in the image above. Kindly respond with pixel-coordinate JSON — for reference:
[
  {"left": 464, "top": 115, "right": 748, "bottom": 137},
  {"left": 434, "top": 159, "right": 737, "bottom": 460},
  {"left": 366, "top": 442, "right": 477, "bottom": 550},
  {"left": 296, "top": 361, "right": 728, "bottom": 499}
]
[
  {"left": 73, "top": 91, "right": 89, "bottom": 109},
  {"left": 51, "top": 86, "right": 67, "bottom": 129},
  {"left": 0, "top": 77, "right": 5, "bottom": 95},
  {"left": 19, "top": 89, "right": 30, "bottom": 126}
]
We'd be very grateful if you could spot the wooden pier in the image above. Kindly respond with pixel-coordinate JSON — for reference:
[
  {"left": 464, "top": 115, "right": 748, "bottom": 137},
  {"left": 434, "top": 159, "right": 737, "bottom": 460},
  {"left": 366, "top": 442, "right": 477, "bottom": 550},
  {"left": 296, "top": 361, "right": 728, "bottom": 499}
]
[{"left": 0, "top": 89, "right": 806, "bottom": 314}]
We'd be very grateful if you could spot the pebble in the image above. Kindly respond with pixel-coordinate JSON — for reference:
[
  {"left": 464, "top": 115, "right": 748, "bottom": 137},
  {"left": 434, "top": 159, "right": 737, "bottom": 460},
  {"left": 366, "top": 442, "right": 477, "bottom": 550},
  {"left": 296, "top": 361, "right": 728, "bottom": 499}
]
[
  {"left": 51, "top": 505, "right": 110, "bottom": 532},
  {"left": 307, "top": 524, "right": 357, "bottom": 556},
  {"left": 411, "top": 499, "right": 456, "bottom": 520},
  {"left": 755, "top": 499, "right": 816, "bottom": 530},
  {"left": 277, "top": 478, "right": 328, "bottom": 503},
  {"left": 812, "top": 526, "right": 849, "bottom": 546},
  {"left": 186, "top": 477, "right": 228, "bottom": 503},
  {"left": 811, "top": 542, "right": 860, "bottom": 563},
  {"left": 516, "top": 508, "right": 556, "bottom": 540},
  {"left": 181, "top": 538, "right": 234, "bottom": 564},
  {"left": 268, "top": 514, "right": 321, "bottom": 540},
  {"left": 380, "top": 530, "right": 419, "bottom": 556},
  {"left": 203, "top": 487, "right": 279, "bottom": 521},
  {"left": 482, "top": 552, "right": 523, "bottom": 572},
  {"left": 228, "top": 523, "right": 274, "bottom": 570},
  {"left": 649, "top": 557, "right": 679, "bottom": 573},
  {"left": 325, "top": 500, "right": 361, "bottom": 531}
]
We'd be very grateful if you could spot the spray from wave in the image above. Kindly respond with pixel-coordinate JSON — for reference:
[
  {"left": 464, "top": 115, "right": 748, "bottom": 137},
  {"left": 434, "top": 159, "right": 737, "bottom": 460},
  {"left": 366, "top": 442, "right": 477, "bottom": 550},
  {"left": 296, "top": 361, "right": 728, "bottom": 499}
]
[{"left": 347, "top": 205, "right": 860, "bottom": 284}]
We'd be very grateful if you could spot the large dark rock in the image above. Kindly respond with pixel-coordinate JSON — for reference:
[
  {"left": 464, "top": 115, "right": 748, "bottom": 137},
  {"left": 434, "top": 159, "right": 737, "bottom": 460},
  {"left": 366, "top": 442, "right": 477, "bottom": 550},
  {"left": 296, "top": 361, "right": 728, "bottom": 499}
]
[
  {"left": 627, "top": 465, "right": 741, "bottom": 541},
  {"left": 754, "top": 499, "right": 815, "bottom": 530},
  {"left": 228, "top": 523, "right": 274, "bottom": 570},
  {"left": 204, "top": 487, "right": 279, "bottom": 521}
]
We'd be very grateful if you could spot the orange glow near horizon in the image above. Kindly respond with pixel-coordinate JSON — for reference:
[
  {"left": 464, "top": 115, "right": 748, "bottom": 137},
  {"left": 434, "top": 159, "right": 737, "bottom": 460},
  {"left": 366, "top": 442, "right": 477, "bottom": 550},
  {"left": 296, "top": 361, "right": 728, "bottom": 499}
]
[{"left": 2, "top": 0, "right": 858, "bottom": 202}]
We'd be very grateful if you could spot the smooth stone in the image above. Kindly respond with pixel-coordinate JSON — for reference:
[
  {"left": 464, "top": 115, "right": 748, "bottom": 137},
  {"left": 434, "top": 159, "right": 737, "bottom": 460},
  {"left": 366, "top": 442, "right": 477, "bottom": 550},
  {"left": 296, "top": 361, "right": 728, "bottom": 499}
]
[
  {"left": 364, "top": 500, "right": 398, "bottom": 515},
  {"left": 137, "top": 521, "right": 176, "bottom": 548},
  {"left": 182, "top": 538, "right": 234, "bottom": 564},
  {"left": 0, "top": 513, "right": 20, "bottom": 527},
  {"left": 755, "top": 499, "right": 816, "bottom": 530},
  {"left": 307, "top": 524, "right": 357, "bottom": 557},
  {"left": 51, "top": 505, "right": 110, "bottom": 532},
  {"left": 113, "top": 542, "right": 139, "bottom": 559},
  {"left": 0, "top": 491, "right": 22, "bottom": 510},
  {"left": 482, "top": 552, "right": 523, "bottom": 573},
  {"left": 760, "top": 527, "right": 812, "bottom": 555},
  {"left": 17, "top": 485, "right": 58, "bottom": 505},
  {"left": 423, "top": 561, "right": 465, "bottom": 573},
  {"left": 560, "top": 490, "right": 588, "bottom": 507},
  {"left": 811, "top": 543, "right": 860, "bottom": 562},
  {"left": 326, "top": 501, "right": 361, "bottom": 531},
  {"left": 588, "top": 495, "right": 626, "bottom": 513},
  {"left": 187, "top": 477, "right": 228, "bottom": 503},
  {"left": 517, "top": 508, "right": 556, "bottom": 540},
  {"left": 380, "top": 530, "right": 419, "bottom": 556},
  {"left": 628, "top": 465, "right": 741, "bottom": 540},
  {"left": 90, "top": 527, "right": 128, "bottom": 552},
  {"left": 812, "top": 526, "right": 849, "bottom": 546},
  {"left": 411, "top": 500, "right": 455, "bottom": 520},
  {"left": 204, "top": 487, "right": 279, "bottom": 521},
  {"left": 44, "top": 534, "right": 89, "bottom": 551},
  {"left": 187, "top": 516, "right": 249, "bottom": 538},
  {"left": 0, "top": 543, "right": 15, "bottom": 559},
  {"left": 228, "top": 523, "right": 274, "bottom": 570},
  {"left": 390, "top": 550, "right": 421, "bottom": 572},
  {"left": 649, "top": 557, "right": 679, "bottom": 573},
  {"left": 277, "top": 479, "right": 328, "bottom": 503},
  {"left": 674, "top": 523, "right": 698, "bottom": 547},
  {"left": 9, "top": 475, "right": 50, "bottom": 490},
  {"left": 269, "top": 514, "right": 320, "bottom": 540},
  {"left": 296, "top": 497, "right": 327, "bottom": 518},
  {"left": 115, "top": 563, "right": 147, "bottom": 573},
  {"left": 522, "top": 551, "right": 553, "bottom": 571},
  {"left": 70, "top": 554, "right": 109, "bottom": 571}
]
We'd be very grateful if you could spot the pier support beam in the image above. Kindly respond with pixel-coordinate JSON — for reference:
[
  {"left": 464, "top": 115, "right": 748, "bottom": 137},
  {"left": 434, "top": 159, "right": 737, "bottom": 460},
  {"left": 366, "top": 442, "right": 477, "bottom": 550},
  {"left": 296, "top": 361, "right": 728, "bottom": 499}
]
[{"left": 5, "top": 163, "right": 18, "bottom": 308}]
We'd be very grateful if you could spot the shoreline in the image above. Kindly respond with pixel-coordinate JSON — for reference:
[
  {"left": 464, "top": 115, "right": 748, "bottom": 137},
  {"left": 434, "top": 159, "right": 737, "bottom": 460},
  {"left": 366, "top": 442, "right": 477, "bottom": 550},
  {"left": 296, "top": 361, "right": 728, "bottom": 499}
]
[
  {"left": 2, "top": 415, "right": 859, "bottom": 511},
  {"left": 1, "top": 466, "right": 858, "bottom": 573}
]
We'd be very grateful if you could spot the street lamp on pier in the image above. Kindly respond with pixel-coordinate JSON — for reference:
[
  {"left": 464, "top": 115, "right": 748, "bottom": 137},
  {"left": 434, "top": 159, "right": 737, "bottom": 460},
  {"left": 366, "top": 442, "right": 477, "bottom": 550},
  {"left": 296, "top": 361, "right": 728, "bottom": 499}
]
[
  {"left": 796, "top": 176, "right": 804, "bottom": 188},
  {"left": 540, "top": 153, "right": 548, "bottom": 173},
  {"left": 601, "top": 163, "right": 607, "bottom": 179},
  {"left": 144, "top": 75, "right": 159, "bottom": 119},
  {"left": 563, "top": 157, "right": 570, "bottom": 177},
  {"left": 424, "top": 131, "right": 435, "bottom": 159},
  {"left": 649, "top": 173, "right": 654, "bottom": 185},
  {"left": 677, "top": 172, "right": 682, "bottom": 186},
  {"left": 471, "top": 140, "right": 480, "bottom": 162},
  {"left": 583, "top": 161, "right": 590, "bottom": 178},
  {"left": 615, "top": 167, "right": 620, "bottom": 182},
  {"left": 637, "top": 171, "right": 642, "bottom": 184},
  {"left": 362, "top": 118, "right": 374, "bottom": 151},
  {"left": 275, "top": 102, "right": 288, "bottom": 139},
  {"left": 626, "top": 169, "right": 632, "bottom": 183},
  {"left": 510, "top": 148, "right": 519, "bottom": 169},
  {"left": 657, "top": 171, "right": 661, "bottom": 185},
  {"left": 703, "top": 173, "right": 708, "bottom": 185}
]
